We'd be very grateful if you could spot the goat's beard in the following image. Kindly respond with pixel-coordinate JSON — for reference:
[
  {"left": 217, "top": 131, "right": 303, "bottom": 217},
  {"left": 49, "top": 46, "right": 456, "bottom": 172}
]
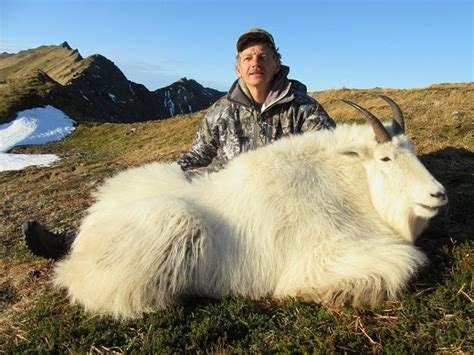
[
  {"left": 408, "top": 212, "right": 430, "bottom": 242},
  {"left": 376, "top": 196, "right": 430, "bottom": 243}
]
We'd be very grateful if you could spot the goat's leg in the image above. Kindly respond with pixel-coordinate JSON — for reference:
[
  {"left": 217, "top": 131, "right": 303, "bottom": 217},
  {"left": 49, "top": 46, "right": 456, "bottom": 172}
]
[{"left": 273, "top": 238, "right": 427, "bottom": 308}]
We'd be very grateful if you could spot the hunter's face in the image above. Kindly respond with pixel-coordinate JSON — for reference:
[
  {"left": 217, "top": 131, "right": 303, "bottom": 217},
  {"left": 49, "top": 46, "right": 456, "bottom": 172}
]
[{"left": 236, "top": 43, "right": 280, "bottom": 93}]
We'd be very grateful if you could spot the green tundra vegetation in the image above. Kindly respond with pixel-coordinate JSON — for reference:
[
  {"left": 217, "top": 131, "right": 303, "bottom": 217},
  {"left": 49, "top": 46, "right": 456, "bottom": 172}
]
[{"left": 1, "top": 83, "right": 472, "bottom": 353}]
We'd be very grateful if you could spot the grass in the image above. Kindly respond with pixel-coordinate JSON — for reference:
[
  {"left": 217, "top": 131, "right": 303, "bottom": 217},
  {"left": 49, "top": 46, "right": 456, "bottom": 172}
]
[{"left": 1, "top": 83, "right": 473, "bottom": 353}]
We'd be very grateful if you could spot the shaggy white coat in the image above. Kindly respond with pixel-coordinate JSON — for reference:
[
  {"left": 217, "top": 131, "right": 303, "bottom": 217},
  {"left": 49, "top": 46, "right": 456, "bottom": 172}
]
[{"left": 54, "top": 122, "right": 447, "bottom": 319}]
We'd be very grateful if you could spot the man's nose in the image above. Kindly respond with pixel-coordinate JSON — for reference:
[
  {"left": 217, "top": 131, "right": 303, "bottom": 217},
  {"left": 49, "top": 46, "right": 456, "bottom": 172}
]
[{"left": 250, "top": 56, "right": 262, "bottom": 66}]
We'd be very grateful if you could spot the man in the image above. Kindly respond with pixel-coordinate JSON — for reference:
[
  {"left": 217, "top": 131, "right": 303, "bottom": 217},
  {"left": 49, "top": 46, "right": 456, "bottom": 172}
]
[
  {"left": 23, "top": 28, "right": 335, "bottom": 259},
  {"left": 177, "top": 28, "right": 335, "bottom": 174}
]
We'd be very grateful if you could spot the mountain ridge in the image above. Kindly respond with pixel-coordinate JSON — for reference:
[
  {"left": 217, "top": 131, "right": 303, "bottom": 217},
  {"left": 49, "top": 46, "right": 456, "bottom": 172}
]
[{"left": 0, "top": 42, "right": 225, "bottom": 124}]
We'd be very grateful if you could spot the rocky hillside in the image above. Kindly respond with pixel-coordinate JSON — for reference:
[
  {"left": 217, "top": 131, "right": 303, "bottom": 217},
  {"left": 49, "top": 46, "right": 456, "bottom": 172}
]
[{"left": 0, "top": 42, "right": 225, "bottom": 124}]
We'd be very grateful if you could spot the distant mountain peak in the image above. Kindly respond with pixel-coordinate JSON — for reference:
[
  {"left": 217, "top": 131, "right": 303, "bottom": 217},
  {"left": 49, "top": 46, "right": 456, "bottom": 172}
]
[
  {"left": 59, "top": 41, "right": 72, "bottom": 50},
  {"left": 0, "top": 42, "right": 225, "bottom": 124},
  {"left": 0, "top": 52, "right": 13, "bottom": 59}
]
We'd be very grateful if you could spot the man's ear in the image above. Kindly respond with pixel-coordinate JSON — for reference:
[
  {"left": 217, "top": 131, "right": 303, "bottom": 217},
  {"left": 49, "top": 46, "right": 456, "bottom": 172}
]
[{"left": 236, "top": 64, "right": 242, "bottom": 78}]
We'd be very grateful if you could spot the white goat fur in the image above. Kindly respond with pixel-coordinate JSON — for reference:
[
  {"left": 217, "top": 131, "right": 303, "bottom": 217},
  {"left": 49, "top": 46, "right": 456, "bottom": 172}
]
[{"left": 54, "top": 122, "right": 446, "bottom": 319}]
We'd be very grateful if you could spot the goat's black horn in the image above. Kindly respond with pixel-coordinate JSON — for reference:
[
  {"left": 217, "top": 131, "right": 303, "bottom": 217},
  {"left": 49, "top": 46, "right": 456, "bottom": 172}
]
[
  {"left": 342, "top": 99, "right": 391, "bottom": 143},
  {"left": 378, "top": 95, "right": 405, "bottom": 135}
]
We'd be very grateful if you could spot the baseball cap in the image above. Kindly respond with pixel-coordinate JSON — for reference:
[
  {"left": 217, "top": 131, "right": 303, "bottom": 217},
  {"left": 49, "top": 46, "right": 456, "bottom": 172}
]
[{"left": 236, "top": 28, "right": 277, "bottom": 52}]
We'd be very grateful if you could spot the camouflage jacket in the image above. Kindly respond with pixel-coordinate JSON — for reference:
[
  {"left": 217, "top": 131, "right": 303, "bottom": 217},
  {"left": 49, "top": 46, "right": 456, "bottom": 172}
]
[{"left": 177, "top": 66, "right": 336, "bottom": 173}]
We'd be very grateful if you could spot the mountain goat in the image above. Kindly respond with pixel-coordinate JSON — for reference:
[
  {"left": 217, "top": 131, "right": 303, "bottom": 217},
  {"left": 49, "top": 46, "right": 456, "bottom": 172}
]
[{"left": 54, "top": 96, "right": 447, "bottom": 319}]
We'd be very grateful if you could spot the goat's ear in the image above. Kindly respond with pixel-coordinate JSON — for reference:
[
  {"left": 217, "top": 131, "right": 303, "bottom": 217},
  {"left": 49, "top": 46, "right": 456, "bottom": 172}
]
[{"left": 337, "top": 146, "right": 369, "bottom": 159}]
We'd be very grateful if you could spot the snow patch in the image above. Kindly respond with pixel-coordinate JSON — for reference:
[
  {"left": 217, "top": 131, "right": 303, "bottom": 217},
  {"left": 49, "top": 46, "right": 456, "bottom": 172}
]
[
  {"left": 80, "top": 90, "right": 91, "bottom": 102},
  {"left": 129, "top": 83, "right": 136, "bottom": 96},
  {"left": 0, "top": 153, "right": 61, "bottom": 171},
  {"left": 183, "top": 96, "right": 192, "bottom": 113},
  {"left": 108, "top": 92, "right": 117, "bottom": 103},
  {"left": 164, "top": 90, "right": 176, "bottom": 116},
  {"left": 0, "top": 106, "right": 75, "bottom": 172}
]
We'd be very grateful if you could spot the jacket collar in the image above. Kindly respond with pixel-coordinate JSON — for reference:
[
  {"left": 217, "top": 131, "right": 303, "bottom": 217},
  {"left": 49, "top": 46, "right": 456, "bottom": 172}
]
[{"left": 226, "top": 65, "right": 297, "bottom": 112}]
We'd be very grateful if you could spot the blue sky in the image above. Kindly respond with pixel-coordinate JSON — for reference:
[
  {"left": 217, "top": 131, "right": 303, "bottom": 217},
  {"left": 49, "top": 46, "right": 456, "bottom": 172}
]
[{"left": 1, "top": 0, "right": 472, "bottom": 92}]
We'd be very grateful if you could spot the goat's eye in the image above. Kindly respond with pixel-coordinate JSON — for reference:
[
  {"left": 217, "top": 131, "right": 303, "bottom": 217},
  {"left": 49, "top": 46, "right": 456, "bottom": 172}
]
[{"left": 380, "top": 157, "right": 391, "bottom": 162}]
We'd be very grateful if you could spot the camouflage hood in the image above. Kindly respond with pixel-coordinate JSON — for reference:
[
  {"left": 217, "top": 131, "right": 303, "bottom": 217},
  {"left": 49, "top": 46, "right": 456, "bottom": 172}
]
[
  {"left": 177, "top": 65, "right": 335, "bottom": 173},
  {"left": 226, "top": 65, "right": 304, "bottom": 112}
]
